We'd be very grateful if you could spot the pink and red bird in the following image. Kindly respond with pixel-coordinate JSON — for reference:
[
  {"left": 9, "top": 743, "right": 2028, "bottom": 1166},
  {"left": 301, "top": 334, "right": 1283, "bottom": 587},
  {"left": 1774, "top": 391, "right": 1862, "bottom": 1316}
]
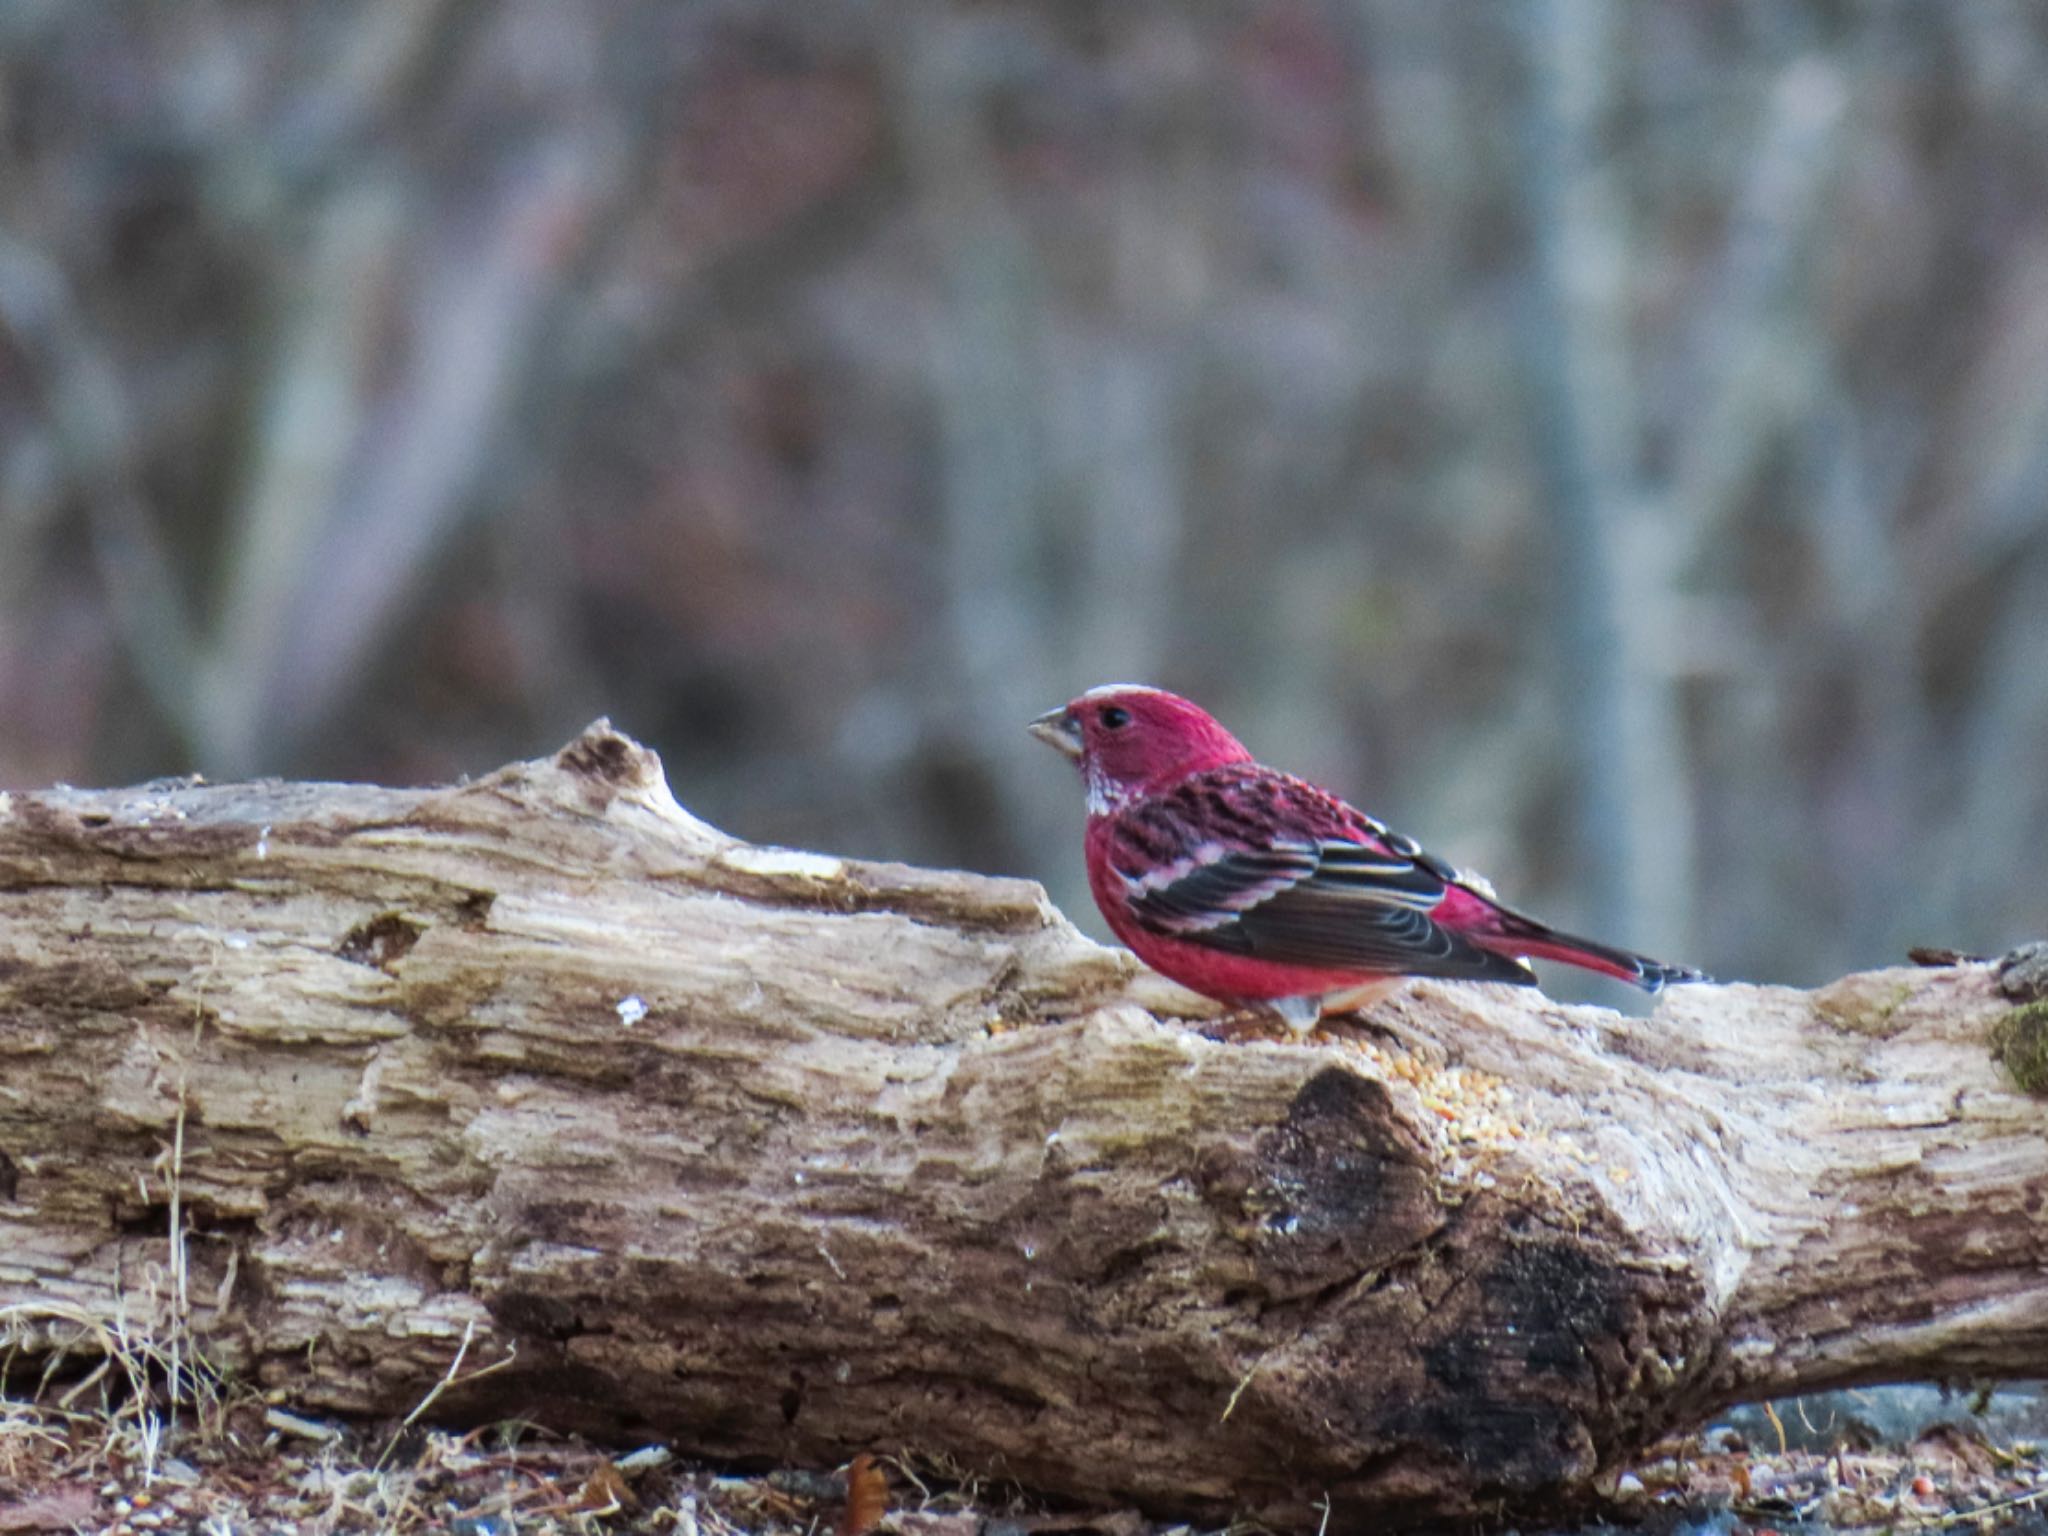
[{"left": 1031, "top": 685, "right": 1703, "bottom": 1027}]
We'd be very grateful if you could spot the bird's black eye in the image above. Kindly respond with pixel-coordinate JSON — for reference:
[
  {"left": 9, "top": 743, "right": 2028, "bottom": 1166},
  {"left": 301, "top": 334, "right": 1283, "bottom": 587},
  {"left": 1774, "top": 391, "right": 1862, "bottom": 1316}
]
[{"left": 1100, "top": 706, "right": 1132, "bottom": 729}]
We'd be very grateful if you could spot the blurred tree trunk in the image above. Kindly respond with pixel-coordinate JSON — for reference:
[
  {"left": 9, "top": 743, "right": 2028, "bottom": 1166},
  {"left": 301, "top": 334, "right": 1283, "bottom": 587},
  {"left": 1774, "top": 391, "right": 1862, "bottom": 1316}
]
[{"left": 2, "top": 726, "right": 2045, "bottom": 1531}]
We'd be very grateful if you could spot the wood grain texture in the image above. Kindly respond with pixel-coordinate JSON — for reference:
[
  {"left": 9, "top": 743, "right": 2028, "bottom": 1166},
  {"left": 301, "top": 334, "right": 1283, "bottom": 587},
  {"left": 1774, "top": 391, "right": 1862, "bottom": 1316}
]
[{"left": 2, "top": 724, "right": 2044, "bottom": 1529}]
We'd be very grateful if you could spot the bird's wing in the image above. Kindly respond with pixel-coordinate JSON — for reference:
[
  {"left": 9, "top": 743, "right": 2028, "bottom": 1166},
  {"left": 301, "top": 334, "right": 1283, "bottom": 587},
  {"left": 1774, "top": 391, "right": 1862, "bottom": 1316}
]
[{"left": 1109, "top": 771, "right": 1537, "bottom": 986}]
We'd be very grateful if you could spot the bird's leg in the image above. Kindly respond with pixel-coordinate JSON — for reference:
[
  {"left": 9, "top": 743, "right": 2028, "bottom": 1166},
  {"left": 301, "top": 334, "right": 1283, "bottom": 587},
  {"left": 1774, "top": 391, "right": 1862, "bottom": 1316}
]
[{"left": 1269, "top": 994, "right": 1325, "bottom": 1035}]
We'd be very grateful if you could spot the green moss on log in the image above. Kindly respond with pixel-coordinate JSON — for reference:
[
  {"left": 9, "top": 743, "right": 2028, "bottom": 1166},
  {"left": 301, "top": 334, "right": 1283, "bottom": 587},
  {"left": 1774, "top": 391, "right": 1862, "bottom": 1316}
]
[{"left": 1990, "top": 1001, "right": 2048, "bottom": 1096}]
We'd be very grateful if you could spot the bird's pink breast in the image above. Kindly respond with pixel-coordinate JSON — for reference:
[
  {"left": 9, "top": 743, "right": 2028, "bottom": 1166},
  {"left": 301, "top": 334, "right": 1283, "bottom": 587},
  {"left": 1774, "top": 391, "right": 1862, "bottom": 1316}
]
[{"left": 1118, "top": 925, "right": 1387, "bottom": 1003}]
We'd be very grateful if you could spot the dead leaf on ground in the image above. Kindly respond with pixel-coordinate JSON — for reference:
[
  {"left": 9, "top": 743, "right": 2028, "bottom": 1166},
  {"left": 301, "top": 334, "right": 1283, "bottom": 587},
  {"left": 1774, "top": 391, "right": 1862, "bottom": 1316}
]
[
  {"left": 837, "top": 1452, "right": 887, "bottom": 1536},
  {"left": 578, "top": 1459, "right": 637, "bottom": 1513}
]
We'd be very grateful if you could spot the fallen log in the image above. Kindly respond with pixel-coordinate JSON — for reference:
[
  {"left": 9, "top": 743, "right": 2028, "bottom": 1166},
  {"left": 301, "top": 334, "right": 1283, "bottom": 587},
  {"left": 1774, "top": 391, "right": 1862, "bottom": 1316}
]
[{"left": 1, "top": 724, "right": 2043, "bottom": 1529}]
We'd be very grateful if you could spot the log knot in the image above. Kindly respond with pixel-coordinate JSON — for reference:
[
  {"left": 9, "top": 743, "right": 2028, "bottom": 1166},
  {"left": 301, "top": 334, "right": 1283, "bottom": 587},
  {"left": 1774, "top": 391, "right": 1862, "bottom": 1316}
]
[
  {"left": 337, "top": 912, "right": 426, "bottom": 971},
  {"left": 1247, "top": 1068, "right": 1438, "bottom": 1282}
]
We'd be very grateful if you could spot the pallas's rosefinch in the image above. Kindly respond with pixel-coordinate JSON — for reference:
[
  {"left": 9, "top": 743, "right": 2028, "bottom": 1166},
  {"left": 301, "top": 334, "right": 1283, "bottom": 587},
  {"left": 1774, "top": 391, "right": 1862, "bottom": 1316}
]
[{"left": 1031, "top": 685, "right": 1704, "bottom": 1028}]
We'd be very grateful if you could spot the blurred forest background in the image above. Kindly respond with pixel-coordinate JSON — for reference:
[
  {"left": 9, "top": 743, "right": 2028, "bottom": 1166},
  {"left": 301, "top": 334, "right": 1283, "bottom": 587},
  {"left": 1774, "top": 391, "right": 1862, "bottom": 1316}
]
[{"left": 4, "top": 1, "right": 2048, "bottom": 990}]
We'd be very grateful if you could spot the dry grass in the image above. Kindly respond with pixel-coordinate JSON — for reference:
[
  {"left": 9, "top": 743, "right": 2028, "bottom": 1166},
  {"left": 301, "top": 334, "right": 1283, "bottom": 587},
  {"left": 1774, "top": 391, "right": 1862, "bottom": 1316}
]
[
  {"left": 0, "top": 1278, "right": 1028, "bottom": 1536},
  {"left": 0, "top": 1385, "right": 1064, "bottom": 1536}
]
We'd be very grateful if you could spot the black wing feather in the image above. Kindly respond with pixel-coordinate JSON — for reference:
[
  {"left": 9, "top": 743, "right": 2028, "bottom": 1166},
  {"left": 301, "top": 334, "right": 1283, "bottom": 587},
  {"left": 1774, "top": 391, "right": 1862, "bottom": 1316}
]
[{"left": 1115, "top": 779, "right": 1536, "bottom": 987}]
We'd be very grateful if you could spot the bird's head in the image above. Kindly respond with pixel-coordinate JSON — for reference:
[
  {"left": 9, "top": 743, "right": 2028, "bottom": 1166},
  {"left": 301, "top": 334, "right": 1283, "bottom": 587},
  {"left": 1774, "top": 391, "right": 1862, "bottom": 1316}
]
[{"left": 1029, "top": 685, "right": 1252, "bottom": 809}]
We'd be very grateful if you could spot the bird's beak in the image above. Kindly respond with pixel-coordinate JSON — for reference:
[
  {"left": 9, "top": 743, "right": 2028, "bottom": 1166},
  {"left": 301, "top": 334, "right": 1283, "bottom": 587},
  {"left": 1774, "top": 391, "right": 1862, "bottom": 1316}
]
[{"left": 1028, "top": 706, "right": 1083, "bottom": 759}]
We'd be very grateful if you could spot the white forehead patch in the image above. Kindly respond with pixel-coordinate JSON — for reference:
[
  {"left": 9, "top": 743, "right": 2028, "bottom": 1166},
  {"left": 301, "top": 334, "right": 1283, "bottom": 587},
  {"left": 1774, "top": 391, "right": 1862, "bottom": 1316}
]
[{"left": 1079, "top": 682, "right": 1170, "bottom": 703}]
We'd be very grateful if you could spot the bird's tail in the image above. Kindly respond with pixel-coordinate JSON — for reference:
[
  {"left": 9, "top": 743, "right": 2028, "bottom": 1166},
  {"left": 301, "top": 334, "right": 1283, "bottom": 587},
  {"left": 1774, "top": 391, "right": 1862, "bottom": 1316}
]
[{"left": 1481, "top": 911, "right": 1709, "bottom": 993}]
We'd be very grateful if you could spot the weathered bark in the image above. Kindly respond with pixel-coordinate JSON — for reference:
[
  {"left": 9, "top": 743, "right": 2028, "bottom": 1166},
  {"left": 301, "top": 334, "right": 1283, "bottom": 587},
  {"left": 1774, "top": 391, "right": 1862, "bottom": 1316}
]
[{"left": 1, "top": 725, "right": 2044, "bottom": 1529}]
